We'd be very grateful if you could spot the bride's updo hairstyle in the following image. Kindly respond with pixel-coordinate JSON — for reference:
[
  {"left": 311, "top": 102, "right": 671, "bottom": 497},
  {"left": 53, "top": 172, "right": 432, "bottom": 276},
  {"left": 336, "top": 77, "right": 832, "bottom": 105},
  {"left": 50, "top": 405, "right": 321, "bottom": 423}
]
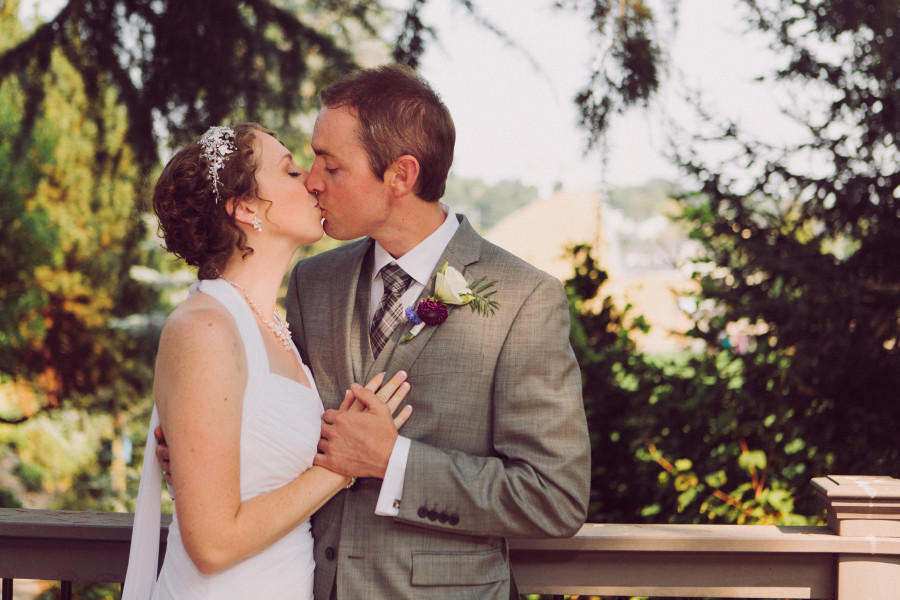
[{"left": 152, "top": 123, "right": 275, "bottom": 279}]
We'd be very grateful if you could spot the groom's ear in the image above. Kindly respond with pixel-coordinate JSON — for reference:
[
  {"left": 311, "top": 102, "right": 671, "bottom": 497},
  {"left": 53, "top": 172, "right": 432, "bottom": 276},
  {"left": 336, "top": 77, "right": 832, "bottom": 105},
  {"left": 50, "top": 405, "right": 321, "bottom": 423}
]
[{"left": 385, "top": 155, "right": 420, "bottom": 198}]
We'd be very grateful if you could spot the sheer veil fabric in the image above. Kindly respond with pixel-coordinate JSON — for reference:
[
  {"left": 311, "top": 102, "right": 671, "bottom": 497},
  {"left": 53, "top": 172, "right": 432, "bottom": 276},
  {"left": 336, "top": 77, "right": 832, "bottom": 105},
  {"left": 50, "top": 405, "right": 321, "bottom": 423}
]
[{"left": 122, "top": 405, "right": 162, "bottom": 600}]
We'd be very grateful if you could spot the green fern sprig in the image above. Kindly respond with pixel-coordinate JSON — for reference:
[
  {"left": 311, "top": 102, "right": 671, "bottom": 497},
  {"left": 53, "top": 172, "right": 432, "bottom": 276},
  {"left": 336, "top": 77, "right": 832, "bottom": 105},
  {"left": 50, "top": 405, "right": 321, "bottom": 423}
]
[{"left": 465, "top": 275, "right": 501, "bottom": 316}]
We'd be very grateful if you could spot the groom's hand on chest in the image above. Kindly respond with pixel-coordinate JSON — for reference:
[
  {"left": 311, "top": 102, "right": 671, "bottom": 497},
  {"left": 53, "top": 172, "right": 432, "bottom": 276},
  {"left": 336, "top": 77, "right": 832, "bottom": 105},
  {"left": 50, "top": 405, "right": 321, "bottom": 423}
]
[{"left": 315, "top": 373, "right": 411, "bottom": 479}]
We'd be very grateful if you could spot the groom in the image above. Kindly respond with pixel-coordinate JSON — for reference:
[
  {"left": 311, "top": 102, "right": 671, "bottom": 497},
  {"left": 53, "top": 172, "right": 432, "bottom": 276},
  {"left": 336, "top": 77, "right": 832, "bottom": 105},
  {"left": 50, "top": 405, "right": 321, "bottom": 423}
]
[{"left": 286, "top": 64, "right": 591, "bottom": 599}]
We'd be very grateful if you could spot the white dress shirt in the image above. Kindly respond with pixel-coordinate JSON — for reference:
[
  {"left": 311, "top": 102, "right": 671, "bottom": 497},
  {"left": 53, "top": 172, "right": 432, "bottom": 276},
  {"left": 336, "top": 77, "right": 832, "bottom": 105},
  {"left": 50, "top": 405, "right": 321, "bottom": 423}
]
[{"left": 369, "top": 204, "right": 459, "bottom": 516}]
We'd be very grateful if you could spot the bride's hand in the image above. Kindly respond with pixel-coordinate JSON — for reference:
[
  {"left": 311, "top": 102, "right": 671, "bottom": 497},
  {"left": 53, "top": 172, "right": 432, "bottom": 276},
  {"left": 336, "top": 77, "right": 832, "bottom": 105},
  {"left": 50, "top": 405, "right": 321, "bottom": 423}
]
[
  {"left": 336, "top": 371, "right": 412, "bottom": 428},
  {"left": 317, "top": 374, "right": 413, "bottom": 477}
]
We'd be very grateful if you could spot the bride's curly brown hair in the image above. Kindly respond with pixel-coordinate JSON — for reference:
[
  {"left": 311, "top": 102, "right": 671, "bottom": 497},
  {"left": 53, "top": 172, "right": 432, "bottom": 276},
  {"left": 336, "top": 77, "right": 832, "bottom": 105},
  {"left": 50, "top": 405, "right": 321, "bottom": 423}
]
[{"left": 152, "top": 123, "right": 275, "bottom": 279}]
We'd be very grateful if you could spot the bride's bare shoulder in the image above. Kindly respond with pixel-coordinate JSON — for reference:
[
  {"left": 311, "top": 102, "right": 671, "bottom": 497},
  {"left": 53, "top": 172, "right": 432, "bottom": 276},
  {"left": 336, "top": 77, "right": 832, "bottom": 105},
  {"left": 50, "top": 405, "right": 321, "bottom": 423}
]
[{"left": 159, "top": 293, "right": 239, "bottom": 354}]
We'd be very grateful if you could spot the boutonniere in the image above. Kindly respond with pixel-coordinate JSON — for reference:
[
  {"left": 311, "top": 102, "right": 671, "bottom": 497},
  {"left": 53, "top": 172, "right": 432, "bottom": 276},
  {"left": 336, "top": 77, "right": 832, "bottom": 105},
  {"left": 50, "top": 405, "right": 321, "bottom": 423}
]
[{"left": 400, "top": 262, "right": 500, "bottom": 343}]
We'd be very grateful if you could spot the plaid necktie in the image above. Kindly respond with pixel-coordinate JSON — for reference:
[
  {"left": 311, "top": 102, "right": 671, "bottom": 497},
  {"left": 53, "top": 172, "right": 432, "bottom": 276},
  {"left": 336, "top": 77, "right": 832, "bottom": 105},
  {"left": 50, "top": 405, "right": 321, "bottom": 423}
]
[{"left": 370, "top": 263, "right": 413, "bottom": 358}]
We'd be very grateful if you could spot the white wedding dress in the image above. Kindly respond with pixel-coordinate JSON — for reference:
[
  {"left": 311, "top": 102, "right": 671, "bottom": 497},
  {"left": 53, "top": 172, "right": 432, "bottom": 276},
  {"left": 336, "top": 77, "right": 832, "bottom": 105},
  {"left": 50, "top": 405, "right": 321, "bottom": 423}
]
[{"left": 123, "top": 279, "right": 322, "bottom": 600}]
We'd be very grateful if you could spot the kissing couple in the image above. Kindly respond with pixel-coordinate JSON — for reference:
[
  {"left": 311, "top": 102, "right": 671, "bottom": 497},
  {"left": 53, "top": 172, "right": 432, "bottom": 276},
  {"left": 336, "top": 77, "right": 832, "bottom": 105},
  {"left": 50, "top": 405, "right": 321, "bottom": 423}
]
[{"left": 124, "top": 64, "right": 590, "bottom": 600}]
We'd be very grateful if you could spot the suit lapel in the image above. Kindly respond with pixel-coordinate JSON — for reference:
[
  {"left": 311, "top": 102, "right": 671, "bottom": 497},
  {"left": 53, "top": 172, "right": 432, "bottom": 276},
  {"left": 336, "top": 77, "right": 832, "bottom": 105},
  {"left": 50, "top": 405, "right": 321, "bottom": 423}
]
[
  {"left": 328, "top": 239, "right": 375, "bottom": 404},
  {"left": 382, "top": 216, "right": 484, "bottom": 369}
]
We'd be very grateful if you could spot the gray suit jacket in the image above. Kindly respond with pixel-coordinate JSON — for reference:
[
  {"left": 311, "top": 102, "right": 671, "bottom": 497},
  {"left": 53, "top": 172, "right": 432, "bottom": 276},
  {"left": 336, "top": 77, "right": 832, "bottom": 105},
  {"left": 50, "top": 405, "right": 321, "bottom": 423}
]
[{"left": 286, "top": 215, "right": 590, "bottom": 599}]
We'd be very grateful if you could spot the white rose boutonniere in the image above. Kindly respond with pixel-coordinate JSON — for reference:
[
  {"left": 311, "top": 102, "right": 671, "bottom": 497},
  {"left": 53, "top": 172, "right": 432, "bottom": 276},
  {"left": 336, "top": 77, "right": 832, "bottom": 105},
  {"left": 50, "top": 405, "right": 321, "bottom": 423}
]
[
  {"left": 435, "top": 266, "right": 474, "bottom": 305},
  {"left": 400, "top": 262, "right": 500, "bottom": 343}
]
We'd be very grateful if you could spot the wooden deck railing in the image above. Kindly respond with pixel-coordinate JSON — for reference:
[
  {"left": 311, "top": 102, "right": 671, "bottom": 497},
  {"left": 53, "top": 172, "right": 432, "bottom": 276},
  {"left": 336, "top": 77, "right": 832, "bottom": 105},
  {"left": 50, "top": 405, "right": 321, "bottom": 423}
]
[{"left": 1, "top": 475, "right": 899, "bottom": 599}]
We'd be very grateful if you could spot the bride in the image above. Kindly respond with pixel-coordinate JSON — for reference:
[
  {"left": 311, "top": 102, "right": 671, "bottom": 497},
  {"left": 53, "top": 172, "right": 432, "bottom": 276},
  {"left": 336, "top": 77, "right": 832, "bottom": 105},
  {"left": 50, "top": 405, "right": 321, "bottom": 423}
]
[{"left": 123, "top": 123, "right": 411, "bottom": 599}]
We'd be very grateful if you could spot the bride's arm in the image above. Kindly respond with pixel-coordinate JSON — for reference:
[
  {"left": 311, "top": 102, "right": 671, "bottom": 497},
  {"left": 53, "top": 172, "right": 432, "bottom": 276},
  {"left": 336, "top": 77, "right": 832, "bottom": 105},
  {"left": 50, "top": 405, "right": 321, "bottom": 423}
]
[{"left": 155, "top": 305, "right": 409, "bottom": 575}]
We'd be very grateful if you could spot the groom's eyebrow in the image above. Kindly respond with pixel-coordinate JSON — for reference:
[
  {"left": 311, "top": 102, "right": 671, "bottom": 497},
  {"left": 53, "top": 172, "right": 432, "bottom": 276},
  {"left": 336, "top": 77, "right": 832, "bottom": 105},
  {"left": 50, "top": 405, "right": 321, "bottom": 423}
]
[{"left": 311, "top": 143, "right": 334, "bottom": 158}]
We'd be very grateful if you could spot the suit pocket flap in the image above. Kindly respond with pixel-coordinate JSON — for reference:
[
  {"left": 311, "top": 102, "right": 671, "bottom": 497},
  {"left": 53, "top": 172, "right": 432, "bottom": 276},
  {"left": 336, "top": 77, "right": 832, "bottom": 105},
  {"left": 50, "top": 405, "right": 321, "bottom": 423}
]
[{"left": 411, "top": 549, "right": 507, "bottom": 586}]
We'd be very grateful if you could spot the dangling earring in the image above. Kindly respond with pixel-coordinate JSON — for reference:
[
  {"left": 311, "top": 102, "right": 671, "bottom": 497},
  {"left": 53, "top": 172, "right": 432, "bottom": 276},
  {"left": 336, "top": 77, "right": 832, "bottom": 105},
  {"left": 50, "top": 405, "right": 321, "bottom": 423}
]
[{"left": 251, "top": 216, "right": 263, "bottom": 232}]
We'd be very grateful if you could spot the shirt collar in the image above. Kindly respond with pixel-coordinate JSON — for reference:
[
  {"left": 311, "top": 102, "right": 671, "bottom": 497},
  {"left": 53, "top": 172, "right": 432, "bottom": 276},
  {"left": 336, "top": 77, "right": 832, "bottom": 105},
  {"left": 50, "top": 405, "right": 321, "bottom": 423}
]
[{"left": 371, "top": 203, "right": 460, "bottom": 287}]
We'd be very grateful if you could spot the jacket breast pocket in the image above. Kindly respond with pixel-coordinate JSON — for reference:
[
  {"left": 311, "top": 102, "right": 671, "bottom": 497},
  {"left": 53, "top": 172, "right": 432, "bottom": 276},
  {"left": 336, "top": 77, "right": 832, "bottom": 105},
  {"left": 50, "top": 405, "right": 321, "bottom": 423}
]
[
  {"left": 411, "top": 549, "right": 508, "bottom": 586},
  {"left": 406, "top": 311, "right": 490, "bottom": 376},
  {"left": 408, "top": 351, "right": 484, "bottom": 376}
]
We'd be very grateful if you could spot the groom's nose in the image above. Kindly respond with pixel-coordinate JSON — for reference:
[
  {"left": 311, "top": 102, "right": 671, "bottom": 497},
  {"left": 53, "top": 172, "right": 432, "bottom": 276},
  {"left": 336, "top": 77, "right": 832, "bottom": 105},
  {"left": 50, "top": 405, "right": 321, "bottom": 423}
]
[{"left": 307, "top": 159, "right": 324, "bottom": 195}]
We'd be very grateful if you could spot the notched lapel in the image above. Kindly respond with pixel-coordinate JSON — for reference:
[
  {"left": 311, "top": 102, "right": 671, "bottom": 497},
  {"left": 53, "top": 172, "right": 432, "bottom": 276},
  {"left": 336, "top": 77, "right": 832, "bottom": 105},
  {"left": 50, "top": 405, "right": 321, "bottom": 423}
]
[
  {"left": 330, "top": 241, "right": 374, "bottom": 397},
  {"left": 382, "top": 216, "right": 484, "bottom": 371}
]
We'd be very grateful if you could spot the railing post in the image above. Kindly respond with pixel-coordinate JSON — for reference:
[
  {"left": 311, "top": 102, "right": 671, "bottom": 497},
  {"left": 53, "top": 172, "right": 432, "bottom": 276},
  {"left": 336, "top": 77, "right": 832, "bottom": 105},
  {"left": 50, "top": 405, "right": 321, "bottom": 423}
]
[{"left": 812, "top": 475, "right": 900, "bottom": 600}]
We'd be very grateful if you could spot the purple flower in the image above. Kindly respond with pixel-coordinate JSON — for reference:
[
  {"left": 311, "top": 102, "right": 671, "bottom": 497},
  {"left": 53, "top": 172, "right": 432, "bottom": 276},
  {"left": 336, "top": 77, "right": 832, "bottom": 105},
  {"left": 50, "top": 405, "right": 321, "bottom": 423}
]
[
  {"left": 399, "top": 264, "right": 501, "bottom": 344},
  {"left": 417, "top": 299, "right": 449, "bottom": 326}
]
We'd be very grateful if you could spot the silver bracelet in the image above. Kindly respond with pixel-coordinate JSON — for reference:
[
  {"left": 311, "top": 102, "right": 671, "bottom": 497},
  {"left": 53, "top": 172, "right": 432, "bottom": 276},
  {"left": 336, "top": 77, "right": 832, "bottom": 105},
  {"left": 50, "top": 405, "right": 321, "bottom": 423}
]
[{"left": 345, "top": 477, "right": 357, "bottom": 489}]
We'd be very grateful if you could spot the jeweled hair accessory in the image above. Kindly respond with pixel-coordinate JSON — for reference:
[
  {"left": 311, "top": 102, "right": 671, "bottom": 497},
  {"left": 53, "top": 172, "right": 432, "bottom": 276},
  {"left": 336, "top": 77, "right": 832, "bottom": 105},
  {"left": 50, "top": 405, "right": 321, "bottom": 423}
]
[{"left": 199, "top": 125, "right": 237, "bottom": 204}]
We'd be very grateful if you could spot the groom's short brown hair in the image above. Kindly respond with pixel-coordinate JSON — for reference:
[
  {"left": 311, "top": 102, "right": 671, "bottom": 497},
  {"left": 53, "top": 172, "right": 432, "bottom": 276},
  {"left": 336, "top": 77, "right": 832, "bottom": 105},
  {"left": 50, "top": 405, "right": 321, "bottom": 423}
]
[{"left": 319, "top": 64, "right": 455, "bottom": 203}]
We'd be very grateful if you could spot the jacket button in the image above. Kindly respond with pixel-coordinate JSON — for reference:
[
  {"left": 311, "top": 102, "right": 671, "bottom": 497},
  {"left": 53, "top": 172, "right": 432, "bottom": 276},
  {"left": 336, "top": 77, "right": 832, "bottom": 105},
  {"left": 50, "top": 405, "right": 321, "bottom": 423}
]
[
  {"left": 448, "top": 514, "right": 460, "bottom": 526},
  {"left": 427, "top": 509, "right": 438, "bottom": 521},
  {"left": 417, "top": 506, "right": 428, "bottom": 519},
  {"left": 438, "top": 512, "right": 449, "bottom": 523},
  {"left": 325, "top": 547, "right": 336, "bottom": 560}
]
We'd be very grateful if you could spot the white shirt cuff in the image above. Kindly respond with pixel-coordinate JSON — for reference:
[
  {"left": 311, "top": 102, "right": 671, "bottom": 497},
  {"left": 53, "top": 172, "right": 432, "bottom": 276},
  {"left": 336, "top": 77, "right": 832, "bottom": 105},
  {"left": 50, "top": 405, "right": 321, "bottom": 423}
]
[{"left": 375, "top": 435, "right": 411, "bottom": 516}]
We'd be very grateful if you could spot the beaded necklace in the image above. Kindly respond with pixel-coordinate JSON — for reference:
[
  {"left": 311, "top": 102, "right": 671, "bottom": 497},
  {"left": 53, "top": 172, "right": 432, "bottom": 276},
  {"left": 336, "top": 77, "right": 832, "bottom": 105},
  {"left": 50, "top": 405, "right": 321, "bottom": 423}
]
[{"left": 220, "top": 277, "right": 293, "bottom": 352}]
